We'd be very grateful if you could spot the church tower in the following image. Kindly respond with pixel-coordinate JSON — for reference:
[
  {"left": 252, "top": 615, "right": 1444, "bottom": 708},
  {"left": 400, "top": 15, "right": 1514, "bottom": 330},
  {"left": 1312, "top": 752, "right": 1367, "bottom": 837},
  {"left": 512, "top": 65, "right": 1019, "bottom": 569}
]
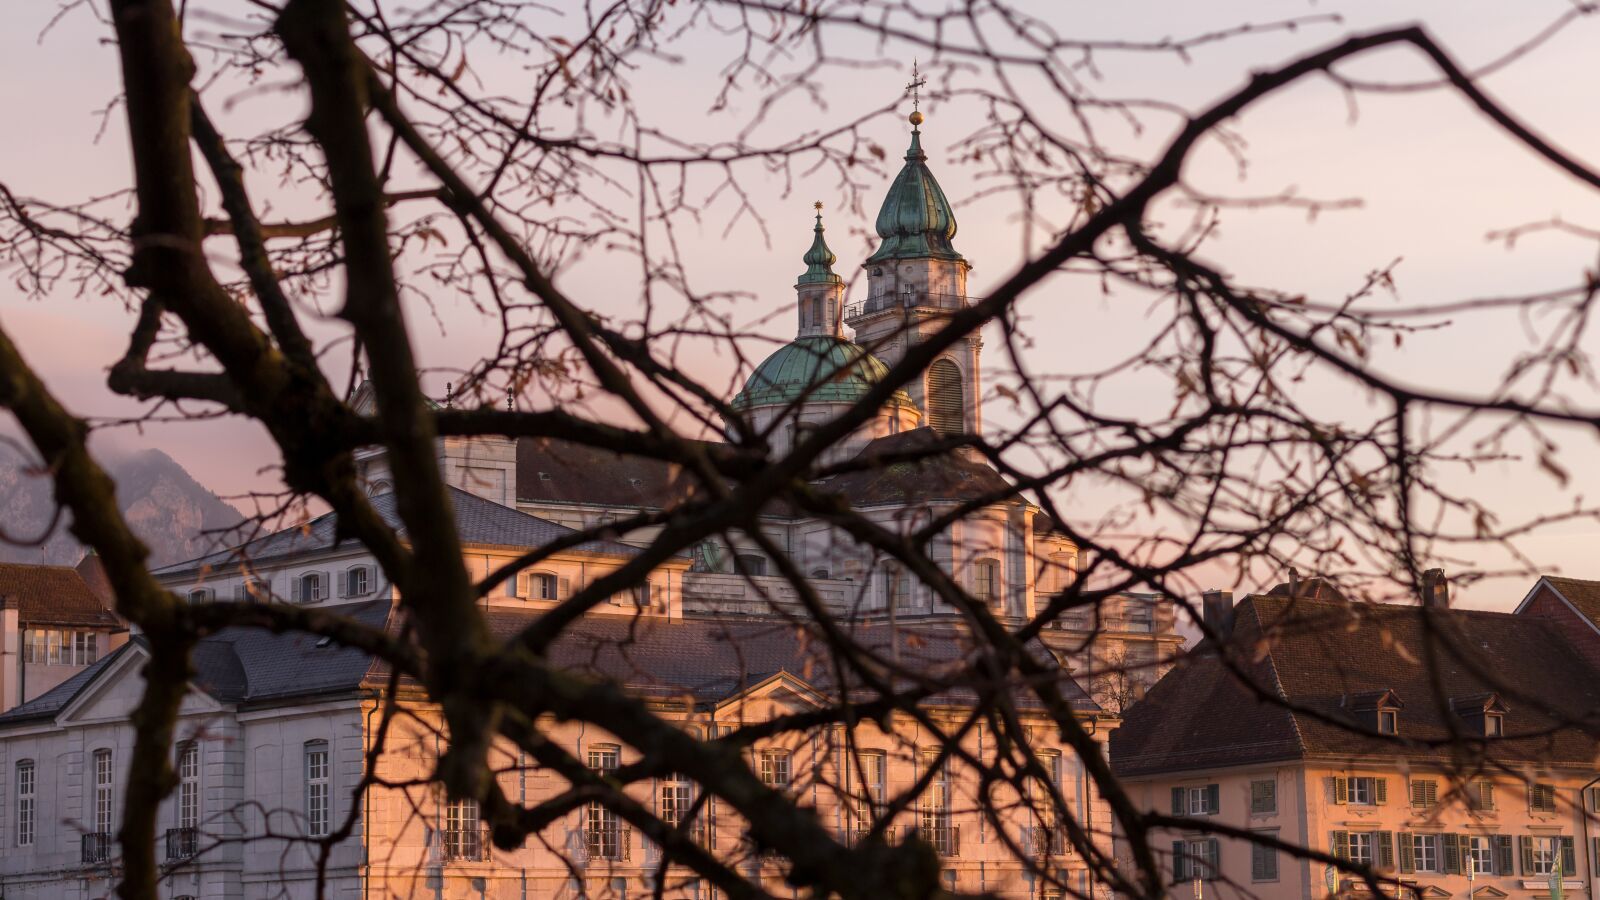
[{"left": 844, "top": 100, "right": 981, "bottom": 438}]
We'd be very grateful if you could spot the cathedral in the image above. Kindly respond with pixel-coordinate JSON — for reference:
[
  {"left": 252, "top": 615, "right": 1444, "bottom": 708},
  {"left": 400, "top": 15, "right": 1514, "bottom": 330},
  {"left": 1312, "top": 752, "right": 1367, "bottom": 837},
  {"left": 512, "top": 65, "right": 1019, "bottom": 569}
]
[{"left": 0, "top": 112, "right": 1180, "bottom": 900}]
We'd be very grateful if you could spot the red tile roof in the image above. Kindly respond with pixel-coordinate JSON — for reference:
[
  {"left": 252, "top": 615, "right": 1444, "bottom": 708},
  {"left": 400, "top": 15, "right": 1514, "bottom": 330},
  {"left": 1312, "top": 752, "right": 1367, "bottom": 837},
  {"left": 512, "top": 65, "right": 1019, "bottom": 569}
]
[
  {"left": 1111, "top": 594, "right": 1600, "bottom": 777},
  {"left": 0, "top": 563, "right": 121, "bottom": 629}
]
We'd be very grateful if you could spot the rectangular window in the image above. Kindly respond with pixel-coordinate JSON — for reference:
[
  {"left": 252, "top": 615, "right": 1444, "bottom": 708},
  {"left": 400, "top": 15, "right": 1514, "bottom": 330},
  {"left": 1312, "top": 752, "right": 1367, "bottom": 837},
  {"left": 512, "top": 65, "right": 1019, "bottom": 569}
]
[
  {"left": 177, "top": 742, "right": 200, "bottom": 830},
  {"left": 1471, "top": 780, "right": 1496, "bottom": 811},
  {"left": 47, "top": 629, "right": 64, "bottom": 665},
  {"left": 1187, "top": 838, "right": 1220, "bottom": 879},
  {"left": 1188, "top": 784, "right": 1219, "bottom": 815},
  {"left": 1531, "top": 836, "right": 1558, "bottom": 875},
  {"left": 1252, "top": 832, "right": 1279, "bottom": 881},
  {"left": 1531, "top": 783, "right": 1557, "bottom": 813},
  {"left": 73, "top": 631, "right": 98, "bottom": 665},
  {"left": 93, "top": 748, "right": 114, "bottom": 835},
  {"left": 759, "top": 749, "right": 792, "bottom": 788},
  {"left": 1348, "top": 832, "right": 1374, "bottom": 865},
  {"left": 1412, "top": 834, "right": 1438, "bottom": 873},
  {"left": 973, "top": 560, "right": 1000, "bottom": 606},
  {"left": 920, "top": 751, "right": 958, "bottom": 856},
  {"left": 1346, "top": 776, "right": 1385, "bottom": 805},
  {"left": 1410, "top": 779, "right": 1437, "bottom": 809},
  {"left": 445, "top": 796, "right": 483, "bottom": 861},
  {"left": 15, "top": 760, "right": 35, "bottom": 847},
  {"left": 586, "top": 746, "right": 623, "bottom": 860},
  {"left": 305, "top": 741, "right": 330, "bottom": 837},
  {"left": 659, "top": 773, "right": 700, "bottom": 842},
  {"left": 1468, "top": 836, "right": 1493, "bottom": 875},
  {"left": 1250, "top": 779, "right": 1276, "bottom": 814}
]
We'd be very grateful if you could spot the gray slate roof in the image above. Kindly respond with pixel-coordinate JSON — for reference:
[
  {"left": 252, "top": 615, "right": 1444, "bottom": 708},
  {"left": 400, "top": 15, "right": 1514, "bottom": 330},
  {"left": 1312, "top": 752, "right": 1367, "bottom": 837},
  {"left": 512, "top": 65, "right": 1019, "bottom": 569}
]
[
  {"left": 154, "top": 487, "right": 648, "bottom": 577},
  {"left": 0, "top": 603, "right": 1099, "bottom": 725}
]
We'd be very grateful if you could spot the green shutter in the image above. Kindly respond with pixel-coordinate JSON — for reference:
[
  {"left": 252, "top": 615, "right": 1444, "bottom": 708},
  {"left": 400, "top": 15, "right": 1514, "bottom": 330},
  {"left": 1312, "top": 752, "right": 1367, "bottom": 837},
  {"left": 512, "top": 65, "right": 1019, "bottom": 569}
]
[
  {"left": 1562, "top": 836, "right": 1576, "bottom": 876},
  {"left": 1496, "top": 835, "right": 1514, "bottom": 876},
  {"left": 1173, "top": 787, "right": 1186, "bottom": 816},
  {"left": 1397, "top": 832, "right": 1414, "bottom": 874},
  {"left": 1522, "top": 836, "right": 1535, "bottom": 875},
  {"left": 1378, "top": 831, "right": 1394, "bottom": 869},
  {"left": 1206, "top": 784, "right": 1221, "bottom": 815},
  {"left": 1332, "top": 830, "right": 1350, "bottom": 861},
  {"left": 1206, "top": 839, "right": 1220, "bottom": 878},
  {"left": 1173, "top": 840, "right": 1188, "bottom": 880},
  {"left": 1334, "top": 777, "right": 1349, "bottom": 805},
  {"left": 1443, "top": 833, "right": 1461, "bottom": 874},
  {"left": 1375, "top": 778, "right": 1388, "bottom": 805}
]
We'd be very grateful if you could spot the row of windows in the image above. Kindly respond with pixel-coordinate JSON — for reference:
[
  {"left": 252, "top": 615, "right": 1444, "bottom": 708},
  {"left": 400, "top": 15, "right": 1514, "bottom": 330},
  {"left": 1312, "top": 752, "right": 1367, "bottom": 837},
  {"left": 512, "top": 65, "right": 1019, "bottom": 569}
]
[
  {"left": 21, "top": 629, "right": 99, "bottom": 666},
  {"left": 1334, "top": 830, "right": 1578, "bottom": 878},
  {"left": 1178, "top": 775, "right": 1572, "bottom": 818},
  {"left": 12, "top": 739, "right": 333, "bottom": 851},
  {"left": 187, "top": 565, "right": 378, "bottom": 605}
]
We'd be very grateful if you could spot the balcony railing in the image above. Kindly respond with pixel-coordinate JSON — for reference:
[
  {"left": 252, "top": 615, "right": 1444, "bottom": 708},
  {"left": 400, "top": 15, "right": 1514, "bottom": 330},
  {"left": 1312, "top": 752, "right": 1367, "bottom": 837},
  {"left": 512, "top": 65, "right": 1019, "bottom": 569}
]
[
  {"left": 923, "top": 820, "right": 961, "bottom": 857},
  {"left": 443, "top": 824, "right": 489, "bottom": 862},
  {"left": 82, "top": 831, "right": 113, "bottom": 864},
  {"left": 585, "top": 825, "right": 633, "bottom": 863},
  {"left": 165, "top": 826, "right": 198, "bottom": 861},
  {"left": 843, "top": 291, "right": 969, "bottom": 321},
  {"left": 1031, "top": 824, "right": 1067, "bottom": 858}
]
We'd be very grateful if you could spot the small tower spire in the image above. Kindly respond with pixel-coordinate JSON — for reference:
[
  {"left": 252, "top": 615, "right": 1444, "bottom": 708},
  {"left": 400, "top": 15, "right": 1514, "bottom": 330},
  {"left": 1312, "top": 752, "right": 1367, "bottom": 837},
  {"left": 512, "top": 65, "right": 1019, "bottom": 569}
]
[{"left": 795, "top": 203, "right": 846, "bottom": 338}]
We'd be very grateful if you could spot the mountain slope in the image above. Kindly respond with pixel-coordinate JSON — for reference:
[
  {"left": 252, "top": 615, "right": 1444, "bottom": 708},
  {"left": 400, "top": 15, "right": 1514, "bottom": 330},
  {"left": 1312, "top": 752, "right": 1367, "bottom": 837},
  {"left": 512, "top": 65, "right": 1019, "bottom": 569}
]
[{"left": 0, "top": 447, "right": 244, "bottom": 567}]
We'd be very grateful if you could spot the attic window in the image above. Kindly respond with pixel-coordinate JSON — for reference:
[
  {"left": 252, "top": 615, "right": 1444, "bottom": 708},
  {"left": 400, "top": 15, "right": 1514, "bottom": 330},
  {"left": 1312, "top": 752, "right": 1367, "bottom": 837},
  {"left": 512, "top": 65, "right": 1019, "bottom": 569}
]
[
  {"left": 538, "top": 471, "right": 553, "bottom": 481},
  {"left": 1379, "top": 710, "right": 1399, "bottom": 735},
  {"left": 1485, "top": 713, "right": 1503, "bottom": 737},
  {"left": 629, "top": 478, "right": 643, "bottom": 487}
]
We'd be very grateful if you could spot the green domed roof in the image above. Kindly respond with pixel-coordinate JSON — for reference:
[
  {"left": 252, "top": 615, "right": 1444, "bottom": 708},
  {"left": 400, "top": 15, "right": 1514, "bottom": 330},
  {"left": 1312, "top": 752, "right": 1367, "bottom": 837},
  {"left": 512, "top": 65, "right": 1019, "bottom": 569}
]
[
  {"left": 865, "top": 120, "right": 963, "bottom": 264},
  {"left": 732, "top": 336, "right": 915, "bottom": 411}
]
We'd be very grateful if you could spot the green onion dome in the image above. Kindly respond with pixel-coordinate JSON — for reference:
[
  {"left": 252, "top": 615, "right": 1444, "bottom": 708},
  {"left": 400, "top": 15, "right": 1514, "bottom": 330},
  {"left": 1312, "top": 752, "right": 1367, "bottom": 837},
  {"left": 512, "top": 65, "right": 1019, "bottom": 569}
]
[
  {"left": 865, "top": 117, "right": 964, "bottom": 264},
  {"left": 732, "top": 335, "right": 916, "bottom": 411}
]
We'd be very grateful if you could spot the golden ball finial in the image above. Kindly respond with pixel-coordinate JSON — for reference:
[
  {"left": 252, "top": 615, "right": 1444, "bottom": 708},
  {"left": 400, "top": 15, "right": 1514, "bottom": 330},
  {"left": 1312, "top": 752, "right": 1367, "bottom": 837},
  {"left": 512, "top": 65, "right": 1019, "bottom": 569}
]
[{"left": 909, "top": 110, "right": 924, "bottom": 127}]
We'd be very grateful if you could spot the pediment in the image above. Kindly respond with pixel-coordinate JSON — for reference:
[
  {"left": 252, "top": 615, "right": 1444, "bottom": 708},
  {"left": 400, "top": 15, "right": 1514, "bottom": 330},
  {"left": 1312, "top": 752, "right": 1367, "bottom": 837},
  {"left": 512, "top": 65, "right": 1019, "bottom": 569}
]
[
  {"left": 1471, "top": 887, "right": 1508, "bottom": 899},
  {"left": 58, "top": 644, "right": 224, "bottom": 725},
  {"left": 714, "top": 670, "right": 826, "bottom": 715}
]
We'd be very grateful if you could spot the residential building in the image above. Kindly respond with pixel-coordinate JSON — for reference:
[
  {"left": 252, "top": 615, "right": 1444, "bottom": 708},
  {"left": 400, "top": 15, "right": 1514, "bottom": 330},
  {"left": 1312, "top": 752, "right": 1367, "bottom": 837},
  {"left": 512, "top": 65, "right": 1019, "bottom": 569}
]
[
  {"left": 0, "top": 562, "right": 126, "bottom": 712},
  {"left": 1111, "top": 578, "right": 1600, "bottom": 900}
]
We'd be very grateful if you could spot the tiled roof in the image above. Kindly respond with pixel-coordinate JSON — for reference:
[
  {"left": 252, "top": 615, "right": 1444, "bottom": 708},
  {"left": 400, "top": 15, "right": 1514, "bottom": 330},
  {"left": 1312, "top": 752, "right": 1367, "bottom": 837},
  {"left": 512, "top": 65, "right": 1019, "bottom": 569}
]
[
  {"left": 517, "top": 437, "right": 716, "bottom": 508},
  {"left": 1536, "top": 576, "right": 1600, "bottom": 629},
  {"left": 1111, "top": 594, "right": 1600, "bottom": 777},
  {"left": 0, "top": 562, "right": 120, "bottom": 628},
  {"left": 153, "top": 487, "right": 646, "bottom": 577},
  {"left": 0, "top": 600, "right": 393, "bottom": 724},
  {"left": 0, "top": 603, "right": 1099, "bottom": 726}
]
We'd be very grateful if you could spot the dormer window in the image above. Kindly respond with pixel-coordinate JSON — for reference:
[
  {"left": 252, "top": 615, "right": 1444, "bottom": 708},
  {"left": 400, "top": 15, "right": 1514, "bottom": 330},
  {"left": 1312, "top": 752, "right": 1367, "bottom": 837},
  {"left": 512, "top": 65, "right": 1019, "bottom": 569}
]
[
  {"left": 1451, "top": 692, "right": 1510, "bottom": 739},
  {"left": 1379, "top": 710, "right": 1399, "bottom": 735},
  {"left": 1485, "top": 713, "right": 1503, "bottom": 737}
]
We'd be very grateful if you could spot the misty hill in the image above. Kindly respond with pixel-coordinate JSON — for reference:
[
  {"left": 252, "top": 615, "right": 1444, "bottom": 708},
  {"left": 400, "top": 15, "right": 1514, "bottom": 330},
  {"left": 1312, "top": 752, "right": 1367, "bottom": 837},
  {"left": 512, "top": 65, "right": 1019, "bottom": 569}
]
[{"left": 0, "top": 447, "right": 244, "bottom": 568}]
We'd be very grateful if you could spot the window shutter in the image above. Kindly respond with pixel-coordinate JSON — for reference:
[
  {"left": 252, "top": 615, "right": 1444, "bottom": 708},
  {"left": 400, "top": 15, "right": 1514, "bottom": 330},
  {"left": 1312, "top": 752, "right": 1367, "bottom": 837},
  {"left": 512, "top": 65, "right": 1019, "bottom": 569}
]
[
  {"left": 1205, "top": 784, "right": 1220, "bottom": 815},
  {"left": 1332, "top": 831, "right": 1349, "bottom": 861},
  {"left": 1333, "top": 776, "right": 1349, "bottom": 804},
  {"left": 1205, "top": 839, "right": 1219, "bottom": 877},
  {"left": 653, "top": 582, "right": 666, "bottom": 609},
  {"left": 291, "top": 576, "right": 301, "bottom": 603},
  {"left": 1397, "top": 832, "right": 1414, "bottom": 874},
  {"left": 1496, "top": 835, "right": 1514, "bottom": 876},
  {"left": 1172, "top": 788, "right": 1185, "bottom": 816},
  {"left": 1443, "top": 834, "right": 1461, "bottom": 874},
  {"left": 338, "top": 567, "right": 348, "bottom": 597},
  {"left": 1251, "top": 780, "right": 1274, "bottom": 813},
  {"left": 1480, "top": 782, "right": 1495, "bottom": 811},
  {"left": 1561, "top": 836, "right": 1576, "bottom": 876},
  {"left": 558, "top": 577, "right": 571, "bottom": 599},
  {"left": 1374, "top": 778, "right": 1388, "bottom": 805},
  {"left": 1521, "top": 836, "right": 1535, "bottom": 875},
  {"left": 1378, "top": 831, "right": 1394, "bottom": 869},
  {"left": 1172, "top": 840, "right": 1188, "bottom": 880},
  {"left": 235, "top": 582, "right": 248, "bottom": 602}
]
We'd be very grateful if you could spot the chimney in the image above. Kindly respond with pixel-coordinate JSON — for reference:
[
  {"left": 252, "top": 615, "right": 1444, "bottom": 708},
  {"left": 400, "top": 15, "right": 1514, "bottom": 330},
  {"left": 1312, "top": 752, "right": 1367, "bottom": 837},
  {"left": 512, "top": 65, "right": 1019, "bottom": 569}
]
[
  {"left": 1202, "top": 589, "right": 1236, "bottom": 639},
  {"left": 1420, "top": 568, "right": 1451, "bottom": 609}
]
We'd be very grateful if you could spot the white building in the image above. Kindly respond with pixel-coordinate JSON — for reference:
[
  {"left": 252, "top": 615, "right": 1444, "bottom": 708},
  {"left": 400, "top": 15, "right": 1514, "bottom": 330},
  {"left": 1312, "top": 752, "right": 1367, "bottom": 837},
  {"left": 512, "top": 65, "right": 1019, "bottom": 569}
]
[{"left": 0, "top": 113, "right": 1179, "bottom": 900}]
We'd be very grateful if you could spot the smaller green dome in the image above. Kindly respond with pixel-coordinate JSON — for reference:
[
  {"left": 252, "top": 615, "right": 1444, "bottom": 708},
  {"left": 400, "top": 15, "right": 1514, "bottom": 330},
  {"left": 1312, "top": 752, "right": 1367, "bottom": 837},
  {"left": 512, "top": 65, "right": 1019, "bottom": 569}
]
[
  {"left": 798, "top": 204, "right": 842, "bottom": 286},
  {"left": 732, "top": 336, "right": 915, "bottom": 411}
]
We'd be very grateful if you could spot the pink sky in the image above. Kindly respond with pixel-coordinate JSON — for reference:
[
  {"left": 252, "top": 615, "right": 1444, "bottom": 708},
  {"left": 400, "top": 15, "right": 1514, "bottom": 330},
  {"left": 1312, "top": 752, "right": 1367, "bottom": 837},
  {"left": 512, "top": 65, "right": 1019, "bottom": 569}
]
[{"left": 4, "top": 1, "right": 1600, "bottom": 608}]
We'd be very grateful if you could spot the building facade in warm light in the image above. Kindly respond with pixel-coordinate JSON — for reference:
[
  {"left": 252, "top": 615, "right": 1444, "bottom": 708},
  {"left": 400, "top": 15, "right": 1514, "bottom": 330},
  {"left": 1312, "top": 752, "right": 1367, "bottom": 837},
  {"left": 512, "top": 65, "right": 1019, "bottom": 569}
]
[
  {"left": 0, "top": 113, "right": 1176, "bottom": 900},
  {"left": 0, "top": 560, "right": 126, "bottom": 714},
  {"left": 1111, "top": 580, "right": 1600, "bottom": 900}
]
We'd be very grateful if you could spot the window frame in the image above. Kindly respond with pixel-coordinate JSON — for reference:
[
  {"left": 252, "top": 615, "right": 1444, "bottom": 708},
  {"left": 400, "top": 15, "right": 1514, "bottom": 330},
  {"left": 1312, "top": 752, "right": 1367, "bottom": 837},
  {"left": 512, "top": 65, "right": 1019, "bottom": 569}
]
[
  {"left": 444, "top": 795, "right": 484, "bottom": 862},
  {"left": 1531, "top": 782, "right": 1558, "bottom": 813},
  {"left": 1250, "top": 778, "right": 1277, "bottom": 814},
  {"left": 305, "top": 740, "right": 330, "bottom": 837},
  {"left": 1251, "top": 829, "right": 1280, "bottom": 882},
  {"left": 1468, "top": 835, "right": 1494, "bottom": 875},
  {"left": 972, "top": 558, "right": 1001, "bottom": 606},
  {"left": 176, "top": 741, "right": 201, "bottom": 831},
  {"left": 585, "top": 745, "right": 624, "bottom": 861},
  {"left": 1531, "top": 836, "right": 1559, "bottom": 875},
  {"left": 1411, "top": 833, "right": 1439, "bottom": 873},
  {"left": 15, "top": 758, "right": 35, "bottom": 847},
  {"left": 759, "top": 749, "right": 793, "bottom": 788},
  {"left": 93, "top": 748, "right": 115, "bottom": 837},
  {"left": 1379, "top": 709, "right": 1399, "bottom": 735},
  {"left": 1485, "top": 713, "right": 1504, "bottom": 737},
  {"left": 1347, "top": 832, "right": 1374, "bottom": 866}
]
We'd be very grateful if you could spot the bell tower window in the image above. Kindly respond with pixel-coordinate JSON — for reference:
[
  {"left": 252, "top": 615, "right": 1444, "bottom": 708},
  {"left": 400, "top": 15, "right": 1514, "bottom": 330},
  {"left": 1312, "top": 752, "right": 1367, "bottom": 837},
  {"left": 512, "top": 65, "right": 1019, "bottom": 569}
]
[{"left": 926, "top": 359, "right": 965, "bottom": 436}]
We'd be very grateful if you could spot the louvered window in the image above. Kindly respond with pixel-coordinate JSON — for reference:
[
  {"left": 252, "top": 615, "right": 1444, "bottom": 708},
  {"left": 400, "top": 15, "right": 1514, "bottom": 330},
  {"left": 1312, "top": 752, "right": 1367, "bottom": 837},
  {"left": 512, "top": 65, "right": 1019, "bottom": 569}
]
[{"left": 925, "top": 359, "right": 965, "bottom": 436}]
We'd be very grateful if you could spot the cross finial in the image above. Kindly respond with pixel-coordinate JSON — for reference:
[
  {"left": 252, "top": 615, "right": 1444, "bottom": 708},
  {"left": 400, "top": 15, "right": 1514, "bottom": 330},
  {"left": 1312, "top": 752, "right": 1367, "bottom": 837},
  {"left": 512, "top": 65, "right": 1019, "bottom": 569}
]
[{"left": 905, "top": 59, "right": 926, "bottom": 112}]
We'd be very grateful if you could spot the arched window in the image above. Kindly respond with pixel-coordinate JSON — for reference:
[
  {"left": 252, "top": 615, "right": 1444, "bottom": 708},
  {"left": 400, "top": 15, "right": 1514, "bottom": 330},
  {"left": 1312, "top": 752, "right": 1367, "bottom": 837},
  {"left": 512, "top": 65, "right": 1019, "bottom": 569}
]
[
  {"left": 518, "top": 572, "right": 558, "bottom": 600},
  {"left": 810, "top": 296, "right": 823, "bottom": 325},
  {"left": 926, "top": 359, "right": 965, "bottom": 436},
  {"left": 294, "top": 571, "right": 327, "bottom": 604},
  {"left": 734, "top": 554, "right": 767, "bottom": 577}
]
